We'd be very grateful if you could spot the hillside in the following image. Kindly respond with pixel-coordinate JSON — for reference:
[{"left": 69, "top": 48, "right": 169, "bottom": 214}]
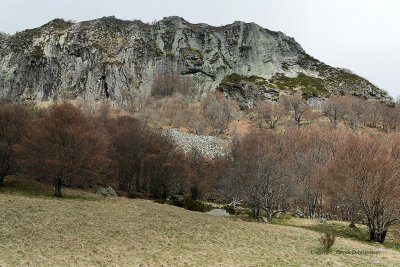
[
  {"left": 1, "top": 176, "right": 400, "bottom": 267},
  {"left": 0, "top": 16, "right": 391, "bottom": 104}
]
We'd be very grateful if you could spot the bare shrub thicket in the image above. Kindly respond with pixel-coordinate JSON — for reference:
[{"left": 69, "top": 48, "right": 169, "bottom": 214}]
[
  {"left": 283, "top": 127, "right": 343, "bottom": 217},
  {"left": 256, "top": 101, "right": 285, "bottom": 129},
  {"left": 281, "top": 94, "right": 312, "bottom": 127},
  {"left": 202, "top": 92, "right": 240, "bottom": 134},
  {"left": 115, "top": 89, "right": 148, "bottom": 112},
  {"left": 323, "top": 96, "right": 347, "bottom": 127},
  {"left": 106, "top": 115, "right": 204, "bottom": 199},
  {"left": 323, "top": 133, "right": 400, "bottom": 243},
  {"left": 223, "top": 131, "right": 292, "bottom": 221},
  {"left": 323, "top": 95, "right": 400, "bottom": 132},
  {"left": 222, "top": 127, "right": 342, "bottom": 220},
  {"left": 151, "top": 74, "right": 195, "bottom": 98},
  {"left": 135, "top": 96, "right": 209, "bottom": 133},
  {"left": 135, "top": 91, "right": 240, "bottom": 135}
]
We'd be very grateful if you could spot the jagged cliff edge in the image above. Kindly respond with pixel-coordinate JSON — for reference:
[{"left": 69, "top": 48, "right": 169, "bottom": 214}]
[{"left": 0, "top": 16, "right": 391, "bottom": 105}]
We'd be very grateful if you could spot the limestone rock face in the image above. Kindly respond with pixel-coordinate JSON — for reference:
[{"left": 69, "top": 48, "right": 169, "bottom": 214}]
[{"left": 0, "top": 16, "right": 391, "bottom": 103}]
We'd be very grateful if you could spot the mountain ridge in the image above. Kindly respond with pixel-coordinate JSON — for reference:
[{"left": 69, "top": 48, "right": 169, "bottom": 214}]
[{"left": 0, "top": 16, "right": 391, "bottom": 104}]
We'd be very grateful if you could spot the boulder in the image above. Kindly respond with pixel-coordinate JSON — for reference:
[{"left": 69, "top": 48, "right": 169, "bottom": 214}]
[
  {"left": 207, "top": 209, "right": 230, "bottom": 217},
  {"left": 293, "top": 210, "right": 305, "bottom": 218},
  {"left": 170, "top": 194, "right": 185, "bottom": 202},
  {"left": 96, "top": 186, "right": 117, "bottom": 197}
]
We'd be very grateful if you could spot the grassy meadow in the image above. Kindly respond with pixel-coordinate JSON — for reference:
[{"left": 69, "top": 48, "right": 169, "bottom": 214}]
[{"left": 1, "top": 176, "right": 400, "bottom": 266}]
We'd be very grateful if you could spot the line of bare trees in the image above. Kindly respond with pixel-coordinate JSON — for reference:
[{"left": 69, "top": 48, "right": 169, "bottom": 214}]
[
  {"left": 256, "top": 94, "right": 400, "bottom": 131},
  {"left": 0, "top": 102, "right": 218, "bottom": 200},
  {"left": 323, "top": 95, "right": 400, "bottom": 131},
  {"left": 219, "top": 127, "right": 400, "bottom": 243}
]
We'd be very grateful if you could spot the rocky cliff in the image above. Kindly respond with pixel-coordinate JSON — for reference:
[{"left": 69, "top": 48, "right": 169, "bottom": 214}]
[{"left": 0, "top": 16, "right": 391, "bottom": 104}]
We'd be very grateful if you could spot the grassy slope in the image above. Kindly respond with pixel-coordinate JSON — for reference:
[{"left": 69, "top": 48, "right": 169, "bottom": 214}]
[{"left": 1, "top": 177, "right": 400, "bottom": 266}]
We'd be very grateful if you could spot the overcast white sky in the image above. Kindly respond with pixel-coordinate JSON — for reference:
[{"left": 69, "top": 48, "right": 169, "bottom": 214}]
[{"left": 1, "top": 0, "right": 399, "bottom": 97}]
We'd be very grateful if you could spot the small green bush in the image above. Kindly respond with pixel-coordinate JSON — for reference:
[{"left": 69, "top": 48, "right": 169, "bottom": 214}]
[
  {"left": 171, "top": 199, "right": 213, "bottom": 212},
  {"left": 275, "top": 212, "right": 292, "bottom": 220},
  {"left": 32, "top": 45, "right": 45, "bottom": 59},
  {"left": 170, "top": 198, "right": 185, "bottom": 208},
  {"left": 127, "top": 190, "right": 138, "bottom": 199},
  {"left": 223, "top": 205, "right": 236, "bottom": 215},
  {"left": 184, "top": 199, "right": 213, "bottom": 212}
]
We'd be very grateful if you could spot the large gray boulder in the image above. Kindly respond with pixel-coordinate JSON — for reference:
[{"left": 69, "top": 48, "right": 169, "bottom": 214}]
[
  {"left": 207, "top": 209, "right": 230, "bottom": 217},
  {"left": 170, "top": 194, "right": 185, "bottom": 202},
  {"left": 96, "top": 186, "right": 117, "bottom": 197}
]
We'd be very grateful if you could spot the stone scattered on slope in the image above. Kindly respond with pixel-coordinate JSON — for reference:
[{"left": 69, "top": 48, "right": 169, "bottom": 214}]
[{"left": 164, "top": 129, "right": 231, "bottom": 159}]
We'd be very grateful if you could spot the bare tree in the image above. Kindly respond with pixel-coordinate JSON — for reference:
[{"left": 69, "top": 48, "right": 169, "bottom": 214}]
[
  {"left": 324, "top": 133, "right": 400, "bottom": 243},
  {"left": 225, "top": 131, "right": 292, "bottom": 221},
  {"left": 338, "top": 96, "right": 365, "bottom": 130},
  {"left": 15, "top": 103, "right": 109, "bottom": 197},
  {"left": 281, "top": 95, "right": 311, "bottom": 127},
  {"left": 202, "top": 92, "right": 240, "bottom": 134},
  {"left": 107, "top": 116, "right": 147, "bottom": 191},
  {"left": 362, "top": 101, "right": 383, "bottom": 129},
  {"left": 256, "top": 101, "right": 285, "bottom": 129},
  {"left": 108, "top": 115, "right": 192, "bottom": 198},
  {"left": 381, "top": 105, "right": 399, "bottom": 133},
  {"left": 284, "top": 127, "right": 343, "bottom": 217},
  {"left": 323, "top": 96, "right": 347, "bottom": 127}
]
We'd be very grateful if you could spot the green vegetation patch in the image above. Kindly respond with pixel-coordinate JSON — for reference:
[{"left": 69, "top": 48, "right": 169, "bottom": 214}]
[
  {"left": 180, "top": 47, "right": 204, "bottom": 66},
  {"left": 271, "top": 218, "right": 369, "bottom": 244},
  {"left": 220, "top": 73, "right": 270, "bottom": 87},
  {"left": 8, "top": 28, "right": 42, "bottom": 51},
  {"left": 32, "top": 45, "right": 45, "bottom": 59},
  {"left": 166, "top": 198, "right": 214, "bottom": 212},
  {"left": 302, "top": 222, "right": 369, "bottom": 241},
  {"left": 297, "top": 54, "right": 383, "bottom": 98},
  {"left": 271, "top": 73, "right": 330, "bottom": 98},
  {"left": 0, "top": 176, "right": 100, "bottom": 201},
  {"left": 166, "top": 52, "right": 175, "bottom": 60},
  {"left": 271, "top": 217, "right": 400, "bottom": 252},
  {"left": 42, "top": 18, "right": 73, "bottom": 32}
]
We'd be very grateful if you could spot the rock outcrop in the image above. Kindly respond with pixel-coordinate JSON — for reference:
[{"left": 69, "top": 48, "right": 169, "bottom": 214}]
[
  {"left": 0, "top": 16, "right": 391, "bottom": 104},
  {"left": 96, "top": 186, "right": 117, "bottom": 197}
]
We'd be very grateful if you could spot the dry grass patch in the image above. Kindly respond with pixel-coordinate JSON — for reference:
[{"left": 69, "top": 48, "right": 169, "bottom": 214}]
[{"left": 1, "top": 178, "right": 400, "bottom": 266}]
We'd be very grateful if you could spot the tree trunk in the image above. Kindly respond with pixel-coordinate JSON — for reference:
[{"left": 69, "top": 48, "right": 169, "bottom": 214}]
[
  {"left": 348, "top": 206, "right": 357, "bottom": 227},
  {"left": 54, "top": 175, "right": 62, "bottom": 197},
  {"left": 349, "top": 221, "right": 356, "bottom": 228},
  {"left": 0, "top": 173, "right": 5, "bottom": 187},
  {"left": 0, "top": 164, "right": 10, "bottom": 187},
  {"left": 369, "top": 229, "right": 387, "bottom": 243},
  {"left": 267, "top": 208, "right": 273, "bottom": 221},
  {"left": 251, "top": 206, "right": 260, "bottom": 219}
]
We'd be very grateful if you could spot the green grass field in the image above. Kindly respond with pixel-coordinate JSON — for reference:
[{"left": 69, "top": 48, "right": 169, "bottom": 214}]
[{"left": 1, "top": 176, "right": 400, "bottom": 266}]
